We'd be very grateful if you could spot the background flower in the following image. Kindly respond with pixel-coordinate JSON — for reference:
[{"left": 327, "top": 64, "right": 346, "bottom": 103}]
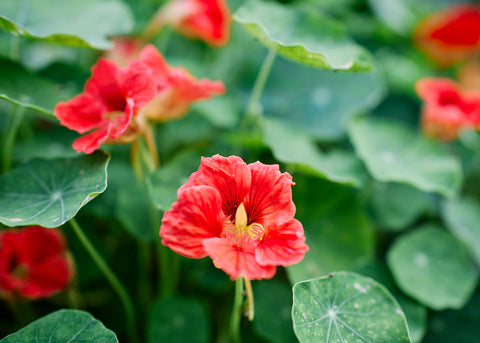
[
  {"left": 0, "top": 226, "right": 73, "bottom": 300},
  {"left": 416, "top": 77, "right": 480, "bottom": 141},
  {"left": 54, "top": 58, "right": 157, "bottom": 154},
  {"left": 139, "top": 45, "right": 226, "bottom": 121},
  {"left": 415, "top": 4, "right": 480, "bottom": 67}
]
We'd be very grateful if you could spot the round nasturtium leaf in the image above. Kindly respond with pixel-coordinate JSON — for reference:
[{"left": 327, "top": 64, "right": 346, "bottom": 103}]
[
  {"left": 0, "top": 309, "right": 118, "bottom": 342},
  {"left": 369, "top": 182, "right": 434, "bottom": 231},
  {"left": 387, "top": 224, "right": 479, "bottom": 310},
  {"left": 261, "top": 117, "right": 367, "bottom": 188},
  {"left": 0, "top": 0, "right": 133, "bottom": 49},
  {"left": 292, "top": 272, "right": 411, "bottom": 343},
  {"left": 442, "top": 197, "right": 480, "bottom": 266},
  {"left": 234, "top": 0, "right": 373, "bottom": 71},
  {"left": 0, "top": 151, "right": 109, "bottom": 228}
]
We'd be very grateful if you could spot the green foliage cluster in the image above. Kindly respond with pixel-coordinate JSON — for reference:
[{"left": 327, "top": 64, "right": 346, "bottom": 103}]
[{"left": 1, "top": 0, "right": 479, "bottom": 342}]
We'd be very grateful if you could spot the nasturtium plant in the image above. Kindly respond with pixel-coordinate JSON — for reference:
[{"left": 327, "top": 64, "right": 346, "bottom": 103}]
[
  {"left": 292, "top": 272, "right": 411, "bottom": 343},
  {"left": 0, "top": 151, "right": 109, "bottom": 227},
  {"left": 1, "top": 0, "right": 480, "bottom": 342},
  {"left": 0, "top": 309, "right": 118, "bottom": 343}
]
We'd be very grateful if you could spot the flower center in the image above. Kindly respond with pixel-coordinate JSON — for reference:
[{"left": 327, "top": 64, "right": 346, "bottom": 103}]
[
  {"left": 8, "top": 256, "right": 29, "bottom": 280},
  {"left": 234, "top": 203, "right": 265, "bottom": 241}
]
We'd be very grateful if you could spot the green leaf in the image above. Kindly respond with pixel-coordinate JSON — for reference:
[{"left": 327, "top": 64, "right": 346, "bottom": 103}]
[
  {"left": 423, "top": 287, "right": 480, "bottom": 343},
  {"left": 148, "top": 296, "right": 210, "bottom": 343},
  {"left": 0, "top": 57, "right": 74, "bottom": 115},
  {"left": 348, "top": 117, "right": 462, "bottom": 197},
  {"left": 442, "top": 197, "right": 480, "bottom": 266},
  {"left": 292, "top": 272, "right": 411, "bottom": 343},
  {"left": 356, "top": 262, "right": 427, "bottom": 343},
  {"left": 148, "top": 151, "right": 201, "bottom": 211},
  {"left": 387, "top": 224, "right": 479, "bottom": 310},
  {"left": 0, "top": 0, "right": 133, "bottom": 49},
  {"left": 287, "top": 178, "right": 375, "bottom": 284},
  {"left": 0, "top": 151, "right": 109, "bottom": 228},
  {"left": 253, "top": 280, "right": 297, "bottom": 343},
  {"left": 234, "top": 0, "right": 373, "bottom": 71},
  {"left": 0, "top": 309, "right": 118, "bottom": 342},
  {"left": 369, "top": 182, "right": 435, "bottom": 231},
  {"left": 263, "top": 58, "right": 385, "bottom": 141},
  {"left": 262, "top": 117, "right": 367, "bottom": 187},
  {"left": 114, "top": 164, "right": 158, "bottom": 242}
]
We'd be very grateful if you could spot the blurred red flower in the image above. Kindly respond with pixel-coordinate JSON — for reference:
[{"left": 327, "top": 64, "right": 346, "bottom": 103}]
[
  {"left": 416, "top": 77, "right": 480, "bottom": 141},
  {"left": 160, "top": 155, "right": 308, "bottom": 280},
  {"left": 160, "top": 0, "right": 231, "bottom": 47},
  {"left": 0, "top": 226, "right": 73, "bottom": 300},
  {"left": 415, "top": 4, "right": 480, "bottom": 67},
  {"left": 139, "top": 45, "right": 226, "bottom": 121},
  {"left": 54, "top": 58, "right": 157, "bottom": 154}
]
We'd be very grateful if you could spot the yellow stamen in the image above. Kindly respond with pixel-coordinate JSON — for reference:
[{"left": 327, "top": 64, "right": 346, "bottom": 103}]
[{"left": 235, "top": 203, "right": 248, "bottom": 232}]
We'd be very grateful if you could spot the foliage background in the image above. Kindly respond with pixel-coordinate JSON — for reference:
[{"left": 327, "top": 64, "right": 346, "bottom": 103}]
[{"left": 0, "top": 0, "right": 479, "bottom": 342}]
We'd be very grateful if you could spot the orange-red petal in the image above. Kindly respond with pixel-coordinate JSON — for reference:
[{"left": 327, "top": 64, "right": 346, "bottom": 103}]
[
  {"left": 161, "top": 185, "right": 225, "bottom": 258},
  {"left": 245, "top": 162, "right": 296, "bottom": 227},
  {"left": 255, "top": 219, "right": 308, "bottom": 267},
  {"left": 202, "top": 237, "right": 276, "bottom": 280},
  {"left": 179, "top": 155, "right": 251, "bottom": 219}
]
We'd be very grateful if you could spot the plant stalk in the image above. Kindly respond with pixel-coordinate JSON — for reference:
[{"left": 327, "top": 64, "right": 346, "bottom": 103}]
[{"left": 69, "top": 218, "right": 138, "bottom": 343}]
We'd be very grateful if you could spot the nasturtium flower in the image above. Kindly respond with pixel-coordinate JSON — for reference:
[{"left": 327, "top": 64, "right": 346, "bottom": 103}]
[
  {"left": 54, "top": 58, "right": 157, "bottom": 154},
  {"left": 415, "top": 4, "right": 480, "bottom": 67},
  {"left": 160, "top": 155, "right": 308, "bottom": 280},
  {"left": 416, "top": 77, "right": 480, "bottom": 141},
  {"left": 0, "top": 226, "right": 73, "bottom": 300},
  {"left": 139, "top": 45, "right": 226, "bottom": 121},
  {"left": 159, "top": 0, "right": 231, "bottom": 47}
]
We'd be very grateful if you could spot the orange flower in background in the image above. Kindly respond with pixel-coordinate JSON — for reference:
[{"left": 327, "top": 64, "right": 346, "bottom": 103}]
[
  {"left": 415, "top": 3, "right": 480, "bottom": 67},
  {"left": 139, "top": 44, "right": 226, "bottom": 121},
  {"left": 160, "top": 155, "right": 308, "bottom": 280},
  {"left": 54, "top": 58, "right": 157, "bottom": 154},
  {"left": 416, "top": 77, "right": 480, "bottom": 141},
  {"left": 146, "top": 0, "right": 231, "bottom": 47},
  {"left": 0, "top": 226, "right": 73, "bottom": 300}
]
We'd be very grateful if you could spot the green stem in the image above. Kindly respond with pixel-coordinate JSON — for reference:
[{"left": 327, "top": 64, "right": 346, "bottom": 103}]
[
  {"left": 2, "top": 105, "right": 25, "bottom": 172},
  {"left": 229, "top": 277, "right": 244, "bottom": 343},
  {"left": 69, "top": 218, "right": 138, "bottom": 343},
  {"left": 241, "top": 48, "right": 277, "bottom": 129}
]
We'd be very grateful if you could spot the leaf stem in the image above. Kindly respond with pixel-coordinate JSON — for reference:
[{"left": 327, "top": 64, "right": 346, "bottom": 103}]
[
  {"left": 2, "top": 105, "right": 25, "bottom": 172},
  {"left": 230, "top": 277, "right": 244, "bottom": 343},
  {"left": 69, "top": 218, "right": 138, "bottom": 343},
  {"left": 241, "top": 48, "right": 277, "bottom": 129}
]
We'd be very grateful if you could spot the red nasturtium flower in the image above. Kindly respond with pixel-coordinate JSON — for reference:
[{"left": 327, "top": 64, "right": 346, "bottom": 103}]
[
  {"left": 159, "top": 0, "right": 231, "bottom": 47},
  {"left": 416, "top": 77, "right": 480, "bottom": 141},
  {"left": 54, "top": 44, "right": 225, "bottom": 154},
  {"left": 139, "top": 45, "right": 226, "bottom": 121},
  {"left": 415, "top": 4, "right": 480, "bottom": 67},
  {"left": 54, "top": 58, "right": 157, "bottom": 154},
  {"left": 0, "top": 226, "right": 73, "bottom": 300},
  {"left": 160, "top": 155, "right": 308, "bottom": 280}
]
